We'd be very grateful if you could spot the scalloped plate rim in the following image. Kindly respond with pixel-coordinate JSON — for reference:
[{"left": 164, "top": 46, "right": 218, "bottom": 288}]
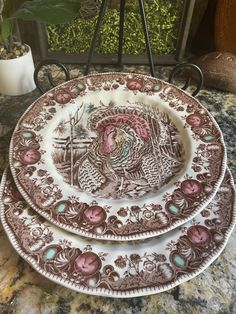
[
  {"left": 8, "top": 72, "right": 227, "bottom": 241},
  {"left": 0, "top": 167, "right": 235, "bottom": 298}
]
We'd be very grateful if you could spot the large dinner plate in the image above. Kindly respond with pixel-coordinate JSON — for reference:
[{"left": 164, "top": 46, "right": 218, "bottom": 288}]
[
  {"left": 9, "top": 73, "right": 226, "bottom": 240},
  {"left": 0, "top": 167, "right": 235, "bottom": 297}
]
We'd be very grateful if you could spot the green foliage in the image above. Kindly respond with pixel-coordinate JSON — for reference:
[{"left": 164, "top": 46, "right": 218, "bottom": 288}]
[
  {"left": 0, "top": 18, "right": 13, "bottom": 40},
  {"left": 0, "top": 0, "right": 81, "bottom": 51},
  {"left": 46, "top": 0, "right": 184, "bottom": 55},
  {"left": 13, "top": 0, "right": 81, "bottom": 24}
]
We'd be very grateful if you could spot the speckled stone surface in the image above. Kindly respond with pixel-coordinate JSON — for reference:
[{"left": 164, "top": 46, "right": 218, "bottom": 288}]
[{"left": 0, "top": 65, "right": 235, "bottom": 314}]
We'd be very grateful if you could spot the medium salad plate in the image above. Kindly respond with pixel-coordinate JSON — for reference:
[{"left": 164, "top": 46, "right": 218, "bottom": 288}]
[
  {"left": 9, "top": 73, "right": 226, "bottom": 240},
  {"left": 1, "top": 167, "right": 235, "bottom": 297}
]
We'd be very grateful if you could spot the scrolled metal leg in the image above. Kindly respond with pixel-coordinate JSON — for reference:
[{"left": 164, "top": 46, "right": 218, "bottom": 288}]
[
  {"left": 118, "top": 0, "right": 126, "bottom": 69},
  {"left": 34, "top": 59, "right": 70, "bottom": 94},
  {"left": 138, "top": 0, "right": 155, "bottom": 77},
  {"left": 168, "top": 63, "right": 204, "bottom": 97},
  {"left": 84, "top": 0, "right": 109, "bottom": 75}
]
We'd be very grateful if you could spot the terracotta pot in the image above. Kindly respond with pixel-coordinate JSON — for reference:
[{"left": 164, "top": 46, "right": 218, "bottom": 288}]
[{"left": 0, "top": 44, "right": 36, "bottom": 96}]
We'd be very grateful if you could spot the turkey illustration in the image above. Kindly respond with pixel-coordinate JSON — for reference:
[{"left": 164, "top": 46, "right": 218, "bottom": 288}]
[{"left": 51, "top": 103, "right": 184, "bottom": 199}]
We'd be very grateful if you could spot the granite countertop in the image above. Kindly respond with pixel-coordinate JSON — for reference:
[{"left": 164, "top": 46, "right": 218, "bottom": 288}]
[{"left": 0, "top": 65, "right": 235, "bottom": 314}]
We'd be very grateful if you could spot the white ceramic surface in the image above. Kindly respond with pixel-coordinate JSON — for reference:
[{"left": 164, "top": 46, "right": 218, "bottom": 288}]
[
  {"left": 9, "top": 73, "right": 226, "bottom": 240},
  {"left": 0, "top": 44, "right": 36, "bottom": 96},
  {"left": 0, "top": 168, "right": 235, "bottom": 298}
]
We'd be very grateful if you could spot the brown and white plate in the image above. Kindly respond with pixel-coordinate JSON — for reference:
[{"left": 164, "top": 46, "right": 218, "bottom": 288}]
[
  {"left": 9, "top": 73, "right": 226, "bottom": 240},
  {"left": 1, "top": 167, "right": 235, "bottom": 298}
]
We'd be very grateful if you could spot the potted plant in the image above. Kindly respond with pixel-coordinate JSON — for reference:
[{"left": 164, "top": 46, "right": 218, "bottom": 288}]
[{"left": 0, "top": 0, "right": 81, "bottom": 96}]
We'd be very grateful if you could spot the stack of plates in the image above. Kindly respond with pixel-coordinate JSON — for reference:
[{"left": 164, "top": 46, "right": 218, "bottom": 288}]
[{"left": 0, "top": 72, "right": 235, "bottom": 298}]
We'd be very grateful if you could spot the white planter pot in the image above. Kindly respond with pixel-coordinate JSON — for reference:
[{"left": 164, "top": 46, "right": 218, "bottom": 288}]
[{"left": 0, "top": 44, "right": 36, "bottom": 96}]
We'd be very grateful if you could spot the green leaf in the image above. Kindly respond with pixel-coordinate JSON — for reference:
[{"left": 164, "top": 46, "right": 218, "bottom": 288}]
[
  {"left": 0, "top": 19, "right": 13, "bottom": 40},
  {"left": 12, "top": 0, "right": 81, "bottom": 24}
]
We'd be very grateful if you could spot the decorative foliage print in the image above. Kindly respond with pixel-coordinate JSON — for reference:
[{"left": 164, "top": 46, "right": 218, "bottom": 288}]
[
  {"left": 1, "top": 168, "right": 235, "bottom": 295},
  {"left": 9, "top": 73, "right": 226, "bottom": 240}
]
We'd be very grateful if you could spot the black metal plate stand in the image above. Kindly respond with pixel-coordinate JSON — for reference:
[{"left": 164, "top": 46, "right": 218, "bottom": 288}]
[
  {"left": 84, "top": 0, "right": 155, "bottom": 76},
  {"left": 34, "top": 1, "right": 203, "bottom": 96}
]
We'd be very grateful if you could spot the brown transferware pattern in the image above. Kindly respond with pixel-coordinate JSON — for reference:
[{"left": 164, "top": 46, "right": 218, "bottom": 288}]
[{"left": 9, "top": 73, "right": 226, "bottom": 240}]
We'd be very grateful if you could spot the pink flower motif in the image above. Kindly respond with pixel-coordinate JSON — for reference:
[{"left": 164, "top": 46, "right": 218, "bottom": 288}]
[
  {"left": 130, "top": 206, "right": 141, "bottom": 214},
  {"left": 49, "top": 107, "right": 56, "bottom": 114},
  {"left": 187, "top": 225, "right": 211, "bottom": 246},
  {"left": 37, "top": 169, "right": 47, "bottom": 177},
  {"left": 201, "top": 209, "right": 210, "bottom": 217},
  {"left": 54, "top": 90, "right": 71, "bottom": 104},
  {"left": 192, "top": 165, "right": 202, "bottom": 172},
  {"left": 181, "top": 179, "right": 202, "bottom": 195},
  {"left": 45, "top": 176, "right": 54, "bottom": 184},
  {"left": 193, "top": 157, "right": 201, "bottom": 163},
  {"left": 126, "top": 79, "right": 143, "bottom": 91},
  {"left": 20, "top": 148, "right": 41, "bottom": 164},
  {"left": 117, "top": 207, "right": 128, "bottom": 217},
  {"left": 130, "top": 254, "right": 141, "bottom": 264},
  {"left": 112, "top": 83, "right": 119, "bottom": 89},
  {"left": 186, "top": 114, "right": 203, "bottom": 127},
  {"left": 83, "top": 206, "right": 106, "bottom": 225},
  {"left": 114, "top": 256, "right": 127, "bottom": 268},
  {"left": 75, "top": 252, "right": 101, "bottom": 276}
]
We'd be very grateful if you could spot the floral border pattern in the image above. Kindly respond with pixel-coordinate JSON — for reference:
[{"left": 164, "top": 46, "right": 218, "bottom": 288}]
[
  {"left": 0, "top": 168, "right": 235, "bottom": 297},
  {"left": 9, "top": 73, "right": 226, "bottom": 240}
]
